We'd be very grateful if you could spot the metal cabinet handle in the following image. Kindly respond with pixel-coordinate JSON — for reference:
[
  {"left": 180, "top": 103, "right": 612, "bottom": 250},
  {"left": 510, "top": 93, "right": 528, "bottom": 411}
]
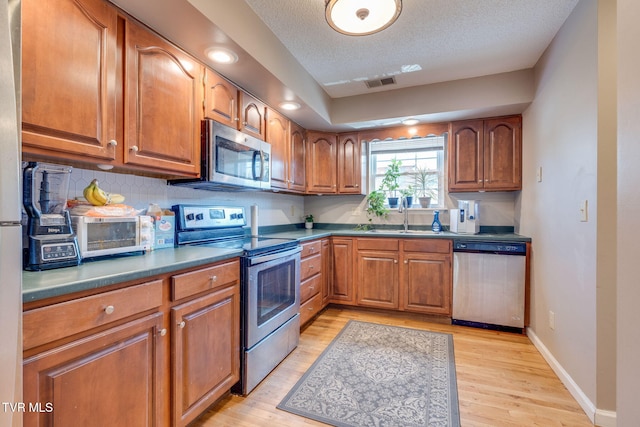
[
  {"left": 210, "top": 275, "right": 217, "bottom": 282},
  {"left": 309, "top": 286, "right": 315, "bottom": 290},
  {"left": 404, "top": 260, "right": 408, "bottom": 264},
  {"left": 104, "top": 305, "right": 115, "bottom": 315},
  {"left": 179, "top": 321, "right": 186, "bottom": 329},
  {"left": 130, "top": 145, "right": 139, "bottom": 153},
  {"left": 159, "top": 328, "right": 167, "bottom": 337},
  {"left": 394, "top": 260, "right": 398, "bottom": 264},
  {"left": 108, "top": 139, "right": 118, "bottom": 147}
]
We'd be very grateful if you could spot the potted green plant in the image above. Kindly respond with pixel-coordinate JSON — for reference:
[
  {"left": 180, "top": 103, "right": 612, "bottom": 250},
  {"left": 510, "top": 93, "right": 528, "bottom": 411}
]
[
  {"left": 380, "top": 158, "right": 402, "bottom": 208},
  {"left": 304, "top": 214, "right": 314, "bottom": 229},
  {"left": 400, "top": 186, "right": 414, "bottom": 208},
  {"left": 355, "top": 190, "right": 389, "bottom": 231},
  {"left": 414, "top": 167, "right": 438, "bottom": 208}
]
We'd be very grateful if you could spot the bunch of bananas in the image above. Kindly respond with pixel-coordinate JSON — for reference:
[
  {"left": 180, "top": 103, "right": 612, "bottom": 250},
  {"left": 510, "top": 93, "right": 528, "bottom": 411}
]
[{"left": 83, "top": 179, "right": 126, "bottom": 206}]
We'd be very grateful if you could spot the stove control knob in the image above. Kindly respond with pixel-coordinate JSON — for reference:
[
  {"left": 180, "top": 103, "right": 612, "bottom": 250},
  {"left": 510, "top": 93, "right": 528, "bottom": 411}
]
[
  {"left": 237, "top": 213, "right": 244, "bottom": 219},
  {"left": 186, "top": 213, "right": 195, "bottom": 221},
  {"left": 230, "top": 213, "right": 237, "bottom": 219},
  {"left": 196, "top": 213, "right": 204, "bottom": 220}
]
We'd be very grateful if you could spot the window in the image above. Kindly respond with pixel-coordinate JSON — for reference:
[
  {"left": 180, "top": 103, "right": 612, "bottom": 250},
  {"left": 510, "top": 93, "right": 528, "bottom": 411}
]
[{"left": 368, "top": 135, "right": 446, "bottom": 207}]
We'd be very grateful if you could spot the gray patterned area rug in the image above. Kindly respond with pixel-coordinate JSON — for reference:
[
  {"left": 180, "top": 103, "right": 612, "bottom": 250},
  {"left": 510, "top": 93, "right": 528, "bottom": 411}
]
[{"left": 277, "top": 320, "right": 460, "bottom": 427}]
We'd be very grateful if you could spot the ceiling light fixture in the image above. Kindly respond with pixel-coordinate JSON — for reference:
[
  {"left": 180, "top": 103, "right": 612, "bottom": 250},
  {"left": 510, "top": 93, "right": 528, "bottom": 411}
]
[
  {"left": 402, "top": 118, "right": 419, "bottom": 126},
  {"left": 205, "top": 47, "right": 238, "bottom": 64},
  {"left": 279, "top": 101, "right": 301, "bottom": 111},
  {"left": 325, "top": 0, "right": 402, "bottom": 36}
]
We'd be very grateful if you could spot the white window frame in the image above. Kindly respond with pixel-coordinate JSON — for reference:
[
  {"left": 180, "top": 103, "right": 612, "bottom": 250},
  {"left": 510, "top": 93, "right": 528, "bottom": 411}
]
[{"left": 367, "top": 134, "right": 447, "bottom": 209}]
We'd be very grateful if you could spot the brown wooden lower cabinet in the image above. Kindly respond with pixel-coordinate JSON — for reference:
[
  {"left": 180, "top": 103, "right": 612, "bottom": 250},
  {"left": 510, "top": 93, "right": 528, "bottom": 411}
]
[
  {"left": 329, "top": 238, "right": 355, "bottom": 304},
  {"left": 330, "top": 237, "right": 453, "bottom": 316},
  {"left": 23, "top": 258, "right": 241, "bottom": 427},
  {"left": 299, "top": 239, "right": 328, "bottom": 326},
  {"left": 23, "top": 313, "right": 165, "bottom": 427},
  {"left": 171, "top": 283, "right": 240, "bottom": 427}
]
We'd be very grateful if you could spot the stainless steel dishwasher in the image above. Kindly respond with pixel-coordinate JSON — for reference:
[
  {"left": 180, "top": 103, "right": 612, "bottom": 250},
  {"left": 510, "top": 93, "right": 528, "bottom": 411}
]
[{"left": 452, "top": 240, "right": 527, "bottom": 333}]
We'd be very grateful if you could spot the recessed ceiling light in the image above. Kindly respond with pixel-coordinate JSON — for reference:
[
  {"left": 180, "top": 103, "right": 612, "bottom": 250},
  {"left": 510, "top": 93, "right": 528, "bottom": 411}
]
[
  {"left": 402, "top": 118, "right": 419, "bottom": 126},
  {"left": 279, "top": 101, "right": 301, "bottom": 111},
  {"left": 205, "top": 47, "right": 238, "bottom": 64}
]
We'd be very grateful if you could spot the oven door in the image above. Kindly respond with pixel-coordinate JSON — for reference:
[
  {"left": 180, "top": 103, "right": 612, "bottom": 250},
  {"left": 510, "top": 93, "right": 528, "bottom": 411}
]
[{"left": 244, "top": 246, "right": 301, "bottom": 349}]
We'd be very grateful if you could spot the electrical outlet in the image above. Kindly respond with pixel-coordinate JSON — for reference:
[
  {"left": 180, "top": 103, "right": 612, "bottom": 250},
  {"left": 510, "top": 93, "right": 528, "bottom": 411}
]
[
  {"left": 536, "top": 166, "right": 543, "bottom": 182},
  {"left": 549, "top": 310, "right": 555, "bottom": 330}
]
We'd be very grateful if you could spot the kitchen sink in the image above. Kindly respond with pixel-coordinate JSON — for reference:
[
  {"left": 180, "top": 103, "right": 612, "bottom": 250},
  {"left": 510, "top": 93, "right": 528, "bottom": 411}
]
[{"left": 366, "top": 229, "right": 438, "bottom": 235}]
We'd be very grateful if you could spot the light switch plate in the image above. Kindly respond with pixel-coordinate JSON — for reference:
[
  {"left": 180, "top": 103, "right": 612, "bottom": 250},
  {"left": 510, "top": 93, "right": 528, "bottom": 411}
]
[{"left": 580, "top": 200, "right": 588, "bottom": 222}]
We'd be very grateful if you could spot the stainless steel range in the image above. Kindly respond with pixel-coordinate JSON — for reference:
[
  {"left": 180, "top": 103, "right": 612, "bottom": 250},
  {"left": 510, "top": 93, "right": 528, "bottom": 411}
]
[{"left": 173, "top": 204, "right": 301, "bottom": 395}]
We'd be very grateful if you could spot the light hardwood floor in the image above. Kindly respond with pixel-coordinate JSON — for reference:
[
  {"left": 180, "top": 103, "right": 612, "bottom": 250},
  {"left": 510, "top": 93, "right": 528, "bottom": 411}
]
[{"left": 193, "top": 306, "right": 593, "bottom": 427}]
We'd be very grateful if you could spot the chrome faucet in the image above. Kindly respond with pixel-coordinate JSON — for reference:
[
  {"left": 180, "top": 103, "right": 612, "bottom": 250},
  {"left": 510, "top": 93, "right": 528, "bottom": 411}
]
[{"left": 399, "top": 196, "right": 409, "bottom": 232}]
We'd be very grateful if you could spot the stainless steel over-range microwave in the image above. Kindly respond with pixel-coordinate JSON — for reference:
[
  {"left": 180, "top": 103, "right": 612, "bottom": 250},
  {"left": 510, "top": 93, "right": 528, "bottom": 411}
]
[{"left": 170, "top": 120, "right": 271, "bottom": 191}]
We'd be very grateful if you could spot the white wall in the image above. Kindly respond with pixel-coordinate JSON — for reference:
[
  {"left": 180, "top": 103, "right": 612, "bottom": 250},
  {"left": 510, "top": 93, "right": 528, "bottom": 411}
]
[
  {"left": 617, "top": 0, "right": 640, "bottom": 424},
  {"left": 519, "top": 0, "right": 599, "bottom": 418}
]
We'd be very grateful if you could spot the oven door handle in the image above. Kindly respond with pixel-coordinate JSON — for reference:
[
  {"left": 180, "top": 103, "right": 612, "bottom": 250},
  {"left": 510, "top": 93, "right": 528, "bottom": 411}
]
[{"left": 248, "top": 246, "right": 301, "bottom": 265}]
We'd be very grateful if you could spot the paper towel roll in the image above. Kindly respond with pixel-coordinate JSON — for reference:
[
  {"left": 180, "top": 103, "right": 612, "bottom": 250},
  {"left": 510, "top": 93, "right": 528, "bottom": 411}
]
[{"left": 251, "top": 204, "right": 259, "bottom": 236}]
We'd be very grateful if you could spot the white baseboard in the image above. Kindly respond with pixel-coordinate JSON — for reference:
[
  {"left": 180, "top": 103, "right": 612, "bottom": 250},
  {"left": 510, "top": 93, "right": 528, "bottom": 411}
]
[{"left": 526, "top": 328, "right": 617, "bottom": 427}]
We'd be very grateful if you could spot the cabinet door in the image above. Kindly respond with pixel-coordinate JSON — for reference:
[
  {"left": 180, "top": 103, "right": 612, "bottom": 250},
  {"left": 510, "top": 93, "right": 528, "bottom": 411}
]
[
  {"left": 204, "top": 68, "right": 239, "bottom": 128},
  {"left": 401, "top": 252, "right": 452, "bottom": 315},
  {"left": 266, "top": 108, "right": 290, "bottom": 190},
  {"left": 306, "top": 131, "right": 337, "bottom": 194},
  {"left": 239, "top": 91, "right": 266, "bottom": 140},
  {"left": 289, "top": 122, "right": 307, "bottom": 193},
  {"left": 330, "top": 238, "right": 355, "bottom": 304},
  {"left": 23, "top": 313, "right": 164, "bottom": 427},
  {"left": 22, "top": 0, "right": 118, "bottom": 162},
  {"left": 124, "top": 20, "right": 202, "bottom": 176},
  {"left": 337, "top": 133, "right": 364, "bottom": 194},
  {"left": 356, "top": 250, "right": 399, "bottom": 309},
  {"left": 171, "top": 284, "right": 240, "bottom": 427},
  {"left": 483, "top": 116, "right": 522, "bottom": 191},
  {"left": 448, "top": 119, "right": 484, "bottom": 192}
]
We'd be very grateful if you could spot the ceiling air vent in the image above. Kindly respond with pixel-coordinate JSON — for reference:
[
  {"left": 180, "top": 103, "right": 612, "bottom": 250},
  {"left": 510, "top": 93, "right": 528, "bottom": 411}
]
[{"left": 364, "top": 76, "right": 396, "bottom": 89}]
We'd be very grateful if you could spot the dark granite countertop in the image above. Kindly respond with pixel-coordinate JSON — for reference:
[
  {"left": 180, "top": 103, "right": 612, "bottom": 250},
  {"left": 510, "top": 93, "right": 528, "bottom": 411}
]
[{"left": 22, "top": 224, "right": 530, "bottom": 303}]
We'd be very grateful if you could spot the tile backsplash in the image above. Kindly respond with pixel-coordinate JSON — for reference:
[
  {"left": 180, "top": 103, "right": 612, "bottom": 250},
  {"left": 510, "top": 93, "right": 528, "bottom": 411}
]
[{"left": 68, "top": 168, "right": 305, "bottom": 226}]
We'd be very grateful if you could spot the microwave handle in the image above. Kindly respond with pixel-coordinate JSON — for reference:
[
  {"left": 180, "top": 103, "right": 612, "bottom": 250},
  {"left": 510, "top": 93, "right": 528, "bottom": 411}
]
[{"left": 252, "top": 150, "right": 265, "bottom": 181}]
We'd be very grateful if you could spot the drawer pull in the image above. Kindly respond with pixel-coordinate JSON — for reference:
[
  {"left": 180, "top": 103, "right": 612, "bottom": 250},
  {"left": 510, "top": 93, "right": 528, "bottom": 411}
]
[
  {"left": 309, "top": 265, "right": 315, "bottom": 269},
  {"left": 159, "top": 328, "right": 167, "bottom": 337},
  {"left": 210, "top": 275, "right": 217, "bottom": 282},
  {"left": 179, "top": 321, "right": 186, "bottom": 329},
  {"left": 394, "top": 260, "right": 398, "bottom": 264},
  {"left": 104, "top": 305, "right": 115, "bottom": 315},
  {"left": 307, "top": 307, "right": 314, "bottom": 311},
  {"left": 309, "top": 286, "right": 315, "bottom": 290}
]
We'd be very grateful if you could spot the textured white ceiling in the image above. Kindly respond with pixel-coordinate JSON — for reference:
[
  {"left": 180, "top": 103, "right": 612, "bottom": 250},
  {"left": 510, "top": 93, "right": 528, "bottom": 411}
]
[{"left": 244, "top": 0, "right": 580, "bottom": 98}]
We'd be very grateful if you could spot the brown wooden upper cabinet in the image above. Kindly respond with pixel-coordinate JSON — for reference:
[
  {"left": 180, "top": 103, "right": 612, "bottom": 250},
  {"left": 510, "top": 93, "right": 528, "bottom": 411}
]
[
  {"left": 123, "top": 19, "right": 202, "bottom": 177},
  {"left": 22, "top": 0, "right": 119, "bottom": 163},
  {"left": 267, "top": 109, "right": 306, "bottom": 193},
  {"left": 266, "top": 108, "right": 290, "bottom": 190},
  {"left": 337, "top": 133, "right": 365, "bottom": 194},
  {"left": 22, "top": 0, "right": 202, "bottom": 178},
  {"left": 239, "top": 91, "right": 266, "bottom": 140},
  {"left": 448, "top": 115, "right": 522, "bottom": 192},
  {"left": 306, "top": 131, "right": 338, "bottom": 194},
  {"left": 204, "top": 68, "right": 240, "bottom": 129}
]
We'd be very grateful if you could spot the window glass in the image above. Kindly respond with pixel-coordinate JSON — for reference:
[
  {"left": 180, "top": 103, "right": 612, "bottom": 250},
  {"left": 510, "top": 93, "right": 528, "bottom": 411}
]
[{"left": 368, "top": 135, "right": 446, "bottom": 207}]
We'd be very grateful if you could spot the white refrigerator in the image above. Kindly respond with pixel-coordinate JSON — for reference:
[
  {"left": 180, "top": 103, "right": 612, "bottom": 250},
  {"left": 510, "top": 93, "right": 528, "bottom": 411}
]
[{"left": 0, "top": 0, "right": 22, "bottom": 426}]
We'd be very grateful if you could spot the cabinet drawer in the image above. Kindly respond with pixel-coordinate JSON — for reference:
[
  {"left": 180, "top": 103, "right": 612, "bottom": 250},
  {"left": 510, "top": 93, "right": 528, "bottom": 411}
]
[
  {"left": 300, "top": 240, "right": 322, "bottom": 258},
  {"left": 357, "top": 238, "right": 399, "bottom": 251},
  {"left": 172, "top": 259, "right": 240, "bottom": 301},
  {"left": 300, "top": 274, "right": 321, "bottom": 303},
  {"left": 402, "top": 239, "right": 451, "bottom": 254},
  {"left": 300, "top": 292, "right": 322, "bottom": 326},
  {"left": 23, "top": 279, "right": 163, "bottom": 350},
  {"left": 300, "top": 254, "right": 321, "bottom": 282}
]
